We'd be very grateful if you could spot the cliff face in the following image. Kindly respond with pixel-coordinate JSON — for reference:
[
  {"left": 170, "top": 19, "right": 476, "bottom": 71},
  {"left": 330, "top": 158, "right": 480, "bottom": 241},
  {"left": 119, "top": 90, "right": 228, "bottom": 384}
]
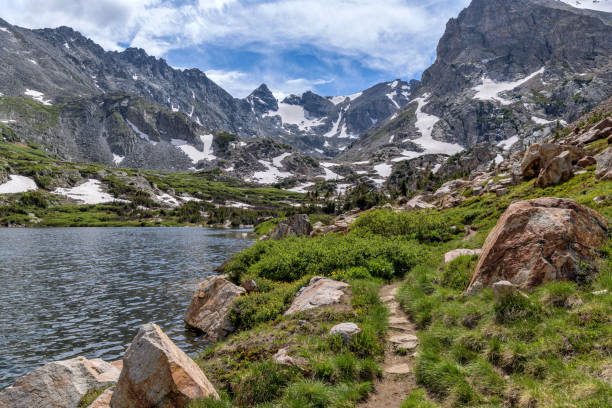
[{"left": 341, "top": 0, "right": 612, "bottom": 161}]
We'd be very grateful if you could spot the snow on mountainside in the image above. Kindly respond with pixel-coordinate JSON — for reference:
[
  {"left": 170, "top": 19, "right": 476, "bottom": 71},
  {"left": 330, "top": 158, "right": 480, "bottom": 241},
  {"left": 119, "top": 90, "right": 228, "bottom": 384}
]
[{"left": 558, "top": 0, "right": 612, "bottom": 12}]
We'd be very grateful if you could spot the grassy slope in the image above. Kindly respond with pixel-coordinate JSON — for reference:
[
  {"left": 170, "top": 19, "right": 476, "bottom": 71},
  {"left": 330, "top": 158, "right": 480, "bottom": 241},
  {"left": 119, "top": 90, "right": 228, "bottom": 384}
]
[
  {"left": 0, "top": 142, "right": 307, "bottom": 227},
  {"left": 187, "top": 139, "right": 611, "bottom": 407}
]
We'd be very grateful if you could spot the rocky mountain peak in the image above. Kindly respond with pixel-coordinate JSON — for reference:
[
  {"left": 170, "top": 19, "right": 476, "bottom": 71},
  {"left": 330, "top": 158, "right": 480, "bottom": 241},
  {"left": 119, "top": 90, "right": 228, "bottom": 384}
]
[{"left": 246, "top": 84, "right": 278, "bottom": 114}]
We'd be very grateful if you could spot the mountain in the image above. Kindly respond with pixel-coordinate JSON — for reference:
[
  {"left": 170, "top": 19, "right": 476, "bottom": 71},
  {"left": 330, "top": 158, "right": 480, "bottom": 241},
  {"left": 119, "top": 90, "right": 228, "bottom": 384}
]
[
  {"left": 340, "top": 0, "right": 612, "bottom": 169},
  {"left": 0, "top": 17, "right": 412, "bottom": 171}
]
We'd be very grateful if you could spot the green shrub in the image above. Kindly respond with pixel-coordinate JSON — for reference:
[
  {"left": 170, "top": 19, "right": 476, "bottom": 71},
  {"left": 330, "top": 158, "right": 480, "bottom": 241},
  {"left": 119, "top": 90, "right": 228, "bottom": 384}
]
[
  {"left": 440, "top": 255, "right": 478, "bottom": 291},
  {"left": 493, "top": 293, "right": 543, "bottom": 324},
  {"left": 366, "top": 257, "right": 394, "bottom": 280},
  {"left": 282, "top": 380, "right": 331, "bottom": 408},
  {"left": 187, "top": 395, "right": 233, "bottom": 408},
  {"left": 231, "top": 360, "right": 301, "bottom": 406},
  {"left": 400, "top": 389, "right": 439, "bottom": 408},
  {"left": 19, "top": 191, "right": 48, "bottom": 208},
  {"left": 351, "top": 209, "right": 455, "bottom": 242}
]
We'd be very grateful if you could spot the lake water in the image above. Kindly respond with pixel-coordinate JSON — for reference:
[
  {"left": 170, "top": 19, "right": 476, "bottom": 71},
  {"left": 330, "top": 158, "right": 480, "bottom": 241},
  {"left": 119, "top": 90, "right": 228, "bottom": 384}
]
[{"left": 0, "top": 227, "right": 254, "bottom": 389}]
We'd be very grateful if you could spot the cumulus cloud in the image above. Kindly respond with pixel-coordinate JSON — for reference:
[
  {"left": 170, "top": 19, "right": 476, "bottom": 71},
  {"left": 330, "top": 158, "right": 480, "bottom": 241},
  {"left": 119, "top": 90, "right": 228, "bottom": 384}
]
[{"left": 1, "top": 0, "right": 470, "bottom": 77}]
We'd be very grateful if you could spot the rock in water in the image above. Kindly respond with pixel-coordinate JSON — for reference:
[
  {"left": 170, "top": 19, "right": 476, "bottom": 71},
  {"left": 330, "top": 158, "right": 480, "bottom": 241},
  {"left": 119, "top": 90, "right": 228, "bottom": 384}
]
[
  {"left": 183, "top": 276, "right": 246, "bottom": 341},
  {"left": 110, "top": 323, "right": 218, "bottom": 408},
  {"left": 285, "top": 277, "right": 349, "bottom": 314},
  {"left": 269, "top": 214, "right": 312, "bottom": 239},
  {"left": 0, "top": 357, "right": 120, "bottom": 408},
  {"left": 467, "top": 198, "right": 608, "bottom": 293}
]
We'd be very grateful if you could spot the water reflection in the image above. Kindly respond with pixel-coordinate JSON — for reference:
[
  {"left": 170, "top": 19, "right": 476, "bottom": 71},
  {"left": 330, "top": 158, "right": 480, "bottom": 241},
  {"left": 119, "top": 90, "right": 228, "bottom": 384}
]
[{"left": 0, "top": 227, "right": 253, "bottom": 388}]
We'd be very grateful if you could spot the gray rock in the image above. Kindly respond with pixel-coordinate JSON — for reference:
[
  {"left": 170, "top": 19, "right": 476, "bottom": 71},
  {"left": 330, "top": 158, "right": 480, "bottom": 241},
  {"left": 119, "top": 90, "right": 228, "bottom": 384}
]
[
  {"left": 491, "top": 280, "right": 519, "bottom": 301},
  {"left": 269, "top": 214, "right": 312, "bottom": 240},
  {"left": 184, "top": 275, "right": 246, "bottom": 341},
  {"left": 329, "top": 322, "right": 361, "bottom": 343},
  {"left": 0, "top": 357, "right": 120, "bottom": 408},
  {"left": 285, "top": 277, "right": 349, "bottom": 315},
  {"left": 242, "top": 279, "right": 258, "bottom": 293},
  {"left": 595, "top": 146, "right": 612, "bottom": 180}
]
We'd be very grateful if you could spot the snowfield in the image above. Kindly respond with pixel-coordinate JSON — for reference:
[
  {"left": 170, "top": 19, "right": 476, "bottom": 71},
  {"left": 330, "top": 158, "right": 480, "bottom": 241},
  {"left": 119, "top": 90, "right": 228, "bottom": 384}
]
[
  {"left": 328, "top": 91, "right": 362, "bottom": 105},
  {"left": 393, "top": 95, "right": 463, "bottom": 161},
  {"left": 559, "top": 0, "right": 612, "bottom": 12},
  {"left": 264, "top": 103, "right": 324, "bottom": 131},
  {"left": 497, "top": 135, "right": 520, "bottom": 151},
  {"left": 24, "top": 89, "right": 52, "bottom": 105},
  {"left": 374, "top": 163, "right": 393, "bottom": 178},
  {"left": 53, "top": 180, "right": 118, "bottom": 205},
  {"left": 127, "top": 120, "right": 157, "bottom": 145},
  {"left": 171, "top": 134, "right": 215, "bottom": 163},
  {"left": 248, "top": 153, "right": 293, "bottom": 184},
  {"left": 287, "top": 182, "right": 315, "bottom": 193},
  {"left": 112, "top": 154, "right": 124, "bottom": 165},
  {"left": 472, "top": 67, "right": 545, "bottom": 105},
  {"left": 0, "top": 175, "right": 38, "bottom": 194}
]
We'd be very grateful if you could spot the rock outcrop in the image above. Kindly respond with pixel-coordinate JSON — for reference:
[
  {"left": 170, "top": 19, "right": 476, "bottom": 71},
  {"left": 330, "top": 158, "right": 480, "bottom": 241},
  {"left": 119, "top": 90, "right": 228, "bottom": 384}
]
[
  {"left": 269, "top": 214, "right": 312, "bottom": 240},
  {"left": 443, "top": 248, "right": 482, "bottom": 264},
  {"left": 467, "top": 198, "right": 608, "bottom": 293},
  {"left": 184, "top": 275, "right": 246, "bottom": 341},
  {"left": 110, "top": 323, "right": 218, "bottom": 407},
  {"left": 0, "top": 357, "right": 120, "bottom": 408},
  {"left": 330, "top": 322, "right": 361, "bottom": 344},
  {"left": 536, "top": 150, "right": 573, "bottom": 187},
  {"left": 285, "top": 277, "right": 349, "bottom": 315},
  {"left": 595, "top": 146, "right": 612, "bottom": 180}
]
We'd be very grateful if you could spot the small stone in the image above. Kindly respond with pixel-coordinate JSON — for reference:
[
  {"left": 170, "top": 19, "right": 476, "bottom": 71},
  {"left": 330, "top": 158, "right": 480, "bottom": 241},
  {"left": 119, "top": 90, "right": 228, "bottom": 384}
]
[
  {"left": 496, "top": 187, "right": 509, "bottom": 197},
  {"left": 491, "top": 280, "right": 518, "bottom": 301},
  {"left": 330, "top": 322, "right": 361, "bottom": 343},
  {"left": 389, "top": 334, "right": 419, "bottom": 350},
  {"left": 444, "top": 248, "right": 481, "bottom": 263},
  {"left": 242, "top": 279, "right": 258, "bottom": 293},
  {"left": 385, "top": 364, "right": 411, "bottom": 374},
  {"left": 592, "top": 289, "right": 608, "bottom": 296}
]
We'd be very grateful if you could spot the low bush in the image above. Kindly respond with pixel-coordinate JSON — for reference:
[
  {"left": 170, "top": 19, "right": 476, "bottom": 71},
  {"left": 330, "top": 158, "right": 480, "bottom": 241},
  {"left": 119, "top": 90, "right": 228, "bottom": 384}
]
[
  {"left": 439, "top": 255, "right": 478, "bottom": 291},
  {"left": 231, "top": 360, "right": 302, "bottom": 406}
]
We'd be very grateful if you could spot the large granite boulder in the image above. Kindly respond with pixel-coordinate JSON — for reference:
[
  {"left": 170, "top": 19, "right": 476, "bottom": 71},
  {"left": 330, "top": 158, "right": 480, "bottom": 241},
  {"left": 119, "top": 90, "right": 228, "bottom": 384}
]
[
  {"left": 521, "top": 143, "right": 582, "bottom": 180},
  {"left": 269, "top": 214, "right": 312, "bottom": 240},
  {"left": 285, "top": 277, "right": 349, "bottom": 315},
  {"left": 467, "top": 198, "right": 608, "bottom": 293},
  {"left": 184, "top": 275, "right": 246, "bottom": 341},
  {"left": 595, "top": 146, "right": 612, "bottom": 180},
  {"left": 110, "top": 323, "right": 218, "bottom": 408},
  {"left": 536, "top": 150, "right": 573, "bottom": 187},
  {"left": 0, "top": 357, "right": 120, "bottom": 408}
]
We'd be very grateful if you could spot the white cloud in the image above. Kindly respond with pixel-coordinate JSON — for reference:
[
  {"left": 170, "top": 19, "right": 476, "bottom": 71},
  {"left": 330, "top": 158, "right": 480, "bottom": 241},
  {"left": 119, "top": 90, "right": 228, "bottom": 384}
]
[
  {"left": 206, "top": 69, "right": 333, "bottom": 99},
  {"left": 0, "top": 0, "right": 471, "bottom": 78}
]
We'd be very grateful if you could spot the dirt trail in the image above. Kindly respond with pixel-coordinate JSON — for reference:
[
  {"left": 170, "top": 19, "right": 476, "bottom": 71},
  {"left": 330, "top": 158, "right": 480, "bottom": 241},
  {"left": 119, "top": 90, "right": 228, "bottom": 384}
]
[{"left": 358, "top": 282, "right": 417, "bottom": 407}]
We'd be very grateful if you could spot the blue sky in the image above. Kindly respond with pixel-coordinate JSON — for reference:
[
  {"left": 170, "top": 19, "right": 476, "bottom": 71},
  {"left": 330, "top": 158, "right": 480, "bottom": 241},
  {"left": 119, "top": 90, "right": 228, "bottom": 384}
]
[{"left": 2, "top": 0, "right": 472, "bottom": 98}]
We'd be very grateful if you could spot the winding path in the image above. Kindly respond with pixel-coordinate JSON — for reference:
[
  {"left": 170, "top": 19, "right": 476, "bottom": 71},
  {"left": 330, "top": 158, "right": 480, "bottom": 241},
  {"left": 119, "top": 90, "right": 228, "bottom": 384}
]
[{"left": 359, "top": 282, "right": 418, "bottom": 407}]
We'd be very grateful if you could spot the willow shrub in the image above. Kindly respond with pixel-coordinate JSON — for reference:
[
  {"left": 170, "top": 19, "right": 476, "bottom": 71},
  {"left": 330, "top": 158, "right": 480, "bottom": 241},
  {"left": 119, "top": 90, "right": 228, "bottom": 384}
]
[{"left": 226, "top": 234, "right": 428, "bottom": 283}]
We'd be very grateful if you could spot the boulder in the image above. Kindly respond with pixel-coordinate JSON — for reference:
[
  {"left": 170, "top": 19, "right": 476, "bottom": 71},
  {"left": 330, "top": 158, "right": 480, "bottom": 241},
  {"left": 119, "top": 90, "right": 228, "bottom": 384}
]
[
  {"left": 184, "top": 275, "right": 246, "bottom": 341},
  {"left": 110, "top": 323, "right": 218, "bottom": 407},
  {"left": 89, "top": 387, "right": 114, "bottom": 408},
  {"left": 272, "top": 348, "right": 307, "bottom": 369},
  {"left": 269, "top": 214, "right": 312, "bottom": 240},
  {"left": 467, "top": 198, "right": 608, "bottom": 293},
  {"left": 285, "top": 277, "right": 349, "bottom": 315},
  {"left": 595, "top": 146, "right": 612, "bottom": 180},
  {"left": 536, "top": 150, "right": 573, "bottom": 187},
  {"left": 242, "top": 279, "right": 258, "bottom": 293},
  {"left": 329, "top": 322, "right": 361, "bottom": 344},
  {"left": 403, "top": 195, "right": 435, "bottom": 211},
  {"left": 443, "top": 249, "right": 482, "bottom": 264},
  {"left": 577, "top": 156, "right": 597, "bottom": 168},
  {"left": 434, "top": 179, "right": 468, "bottom": 198},
  {"left": 0, "top": 357, "right": 120, "bottom": 408},
  {"left": 491, "top": 280, "right": 520, "bottom": 301},
  {"left": 521, "top": 144, "right": 582, "bottom": 180}
]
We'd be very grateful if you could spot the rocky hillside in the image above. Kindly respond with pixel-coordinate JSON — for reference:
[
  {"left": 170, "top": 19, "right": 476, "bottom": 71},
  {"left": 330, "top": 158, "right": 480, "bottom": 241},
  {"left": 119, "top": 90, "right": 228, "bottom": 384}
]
[
  {"left": 340, "top": 0, "right": 612, "bottom": 174},
  {"left": 0, "top": 18, "right": 413, "bottom": 165}
]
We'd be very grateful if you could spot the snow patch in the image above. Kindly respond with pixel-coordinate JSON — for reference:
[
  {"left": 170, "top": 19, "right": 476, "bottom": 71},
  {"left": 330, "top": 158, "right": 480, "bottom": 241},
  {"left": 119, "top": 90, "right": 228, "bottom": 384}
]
[
  {"left": 132, "top": 74, "right": 138, "bottom": 81},
  {"left": 324, "top": 113, "right": 342, "bottom": 137},
  {"left": 558, "top": 0, "right": 612, "bottom": 12},
  {"left": 171, "top": 134, "right": 215, "bottom": 163},
  {"left": 248, "top": 153, "right": 293, "bottom": 184},
  {"left": 328, "top": 91, "right": 362, "bottom": 105},
  {"left": 386, "top": 91, "right": 400, "bottom": 109},
  {"left": 393, "top": 95, "right": 464, "bottom": 161},
  {"left": 496, "top": 135, "right": 520, "bottom": 151},
  {"left": 472, "top": 67, "right": 545, "bottom": 105},
  {"left": 24, "top": 89, "right": 52, "bottom": 105},
  {"left": 0, "top": 175, "right": 38, "bottom": 194},
  {"left": 112, "top": 154, "right": 124, "bottom": 165},
  {"left": 264, "top": 103, "right": 324, "bottom": 131},
  {"left": 127, "top": 120, "right": 157, "bottom": 145},
  {"left": 287, "top": 182, "right": 314, "bottom": 193},
  {"left": 63, "top": 42, "right": 70, "bottom": 49},
  {"left": 0, "top": 27, "right": 10, "bottom": 33},
  {"left": 224, "top": 201, "right": 253, "bottom": 209},
  {"left": 322, "top": 166, "right": 342, "bottom": 180},
  {"left": 374, "top": 163, "right": 393, "bottom": 178},
  {"left": 531, "top": 116, "right": 553, "bottom": 125},
  {"left": 156, "top": 193, "right": 179, "bottom": 207},
  {"left": 53, "top": 180, "right": 119, "bottom": 205},
  {"left": 28, "top": 59, "right": 37, "bottom": 65},
  {"left": 494, "top": 154, "right": 504, "bottom": 165}
]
